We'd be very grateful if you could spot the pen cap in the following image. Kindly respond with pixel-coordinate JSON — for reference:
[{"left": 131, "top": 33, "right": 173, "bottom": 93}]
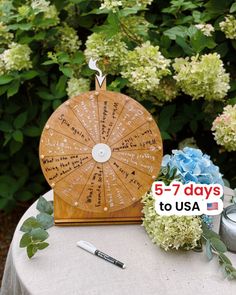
[{"left": 77, "top": 240, "right": 97, "bottom": 254}]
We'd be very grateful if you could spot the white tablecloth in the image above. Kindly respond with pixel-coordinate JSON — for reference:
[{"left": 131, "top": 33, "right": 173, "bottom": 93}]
[{"left": 1, "top": 190, "right": 236, "bottom": 295}]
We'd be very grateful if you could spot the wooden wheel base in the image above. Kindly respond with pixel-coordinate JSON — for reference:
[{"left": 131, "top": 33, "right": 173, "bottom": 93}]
[{"left": 54, "top": 192, "right": 143, "bottom": 225}]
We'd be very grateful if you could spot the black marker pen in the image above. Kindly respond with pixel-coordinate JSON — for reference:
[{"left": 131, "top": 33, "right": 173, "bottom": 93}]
[{"left": 77, "top": 240, "right": 126, "bottom": 269}]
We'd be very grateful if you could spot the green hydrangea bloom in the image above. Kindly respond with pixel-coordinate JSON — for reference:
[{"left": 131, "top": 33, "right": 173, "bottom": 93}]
[
  {"left": 66, "top": 77, "right": 90, "bottom": 98},
  {"left": 220, "top": 15, "right": 236, "bottom": 39},
  {"left": 1, "top": 42, "right": 32, "bottom": 72},
  {"left": 30, "top": 0, "right": 59, "bottom": 28},
  {"left": 173, "top": 53, "right": 230, "bottom": 101},
  {"left": 212, "top": 105, "right": 236, "bottom": 152},
  {"left": 84, "top": 32, "right": 128, "bottom": 75},
  {"left": 121, "top": 41, "right": 171, "bottom": 94},
  {"left": 0, "top": 58, "right": 6, "bottom": 75},
  {"left": 55, "top": 24, "right": 81, "bottom": 55},
  {"left": 120, "top": 15, "right": 150, "bottom": 42},
  {"left": 100, "top": 0, "right": 153, "bottom": 11},
  {"left": 142, "top": 192, "right": 202, "bottom": 251},
  {"left": 0, "top": 22, "right": 13, "bottom": 45}
]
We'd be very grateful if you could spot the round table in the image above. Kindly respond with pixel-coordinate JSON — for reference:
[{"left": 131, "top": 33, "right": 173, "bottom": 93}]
[{"left": 1, "top": 190, "right": 236, "bottom": 295}]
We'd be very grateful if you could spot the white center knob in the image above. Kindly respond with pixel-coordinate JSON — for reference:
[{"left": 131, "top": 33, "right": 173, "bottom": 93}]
[{"left": 92, "top": 143, "right": 112, "bottom": 163}]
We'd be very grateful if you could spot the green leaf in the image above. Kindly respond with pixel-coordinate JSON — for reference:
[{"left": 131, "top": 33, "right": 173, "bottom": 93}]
[
  {"left": 27, "top": 244, "right": 37, "bottom": 258},
  {"left": 0, "top": 75, "right": 14, "bottom": 85},
  {"left": 23, "top": 126, "right": 41, "bottom": 137},
  {"left": 55, "top": 75, "right": 67, "bottom": 97},
  {"left": 176, "top": 36, "right": 194, "bottom": 55},
  {"left": 31, "top": 228, "right": 49, "bottom": 242},
  {"left": 118, "top": 6, "right": 142, "bottom": 16},
  {"left": 190, "top": 30, "right": 216, "bottom": 53},
  {"left": 202, "top": 223, "right": 221, "bottom": 240},
  {"left": 219, "top": 253, "right": 232, "bottom": 266},
  {"left": 7, "top": 80, "right": 20, "bottom": 98},
  {"left": 36, "top": 212, "right": 54, "bottom": 230},
  {"left": 20, "top": 217, "right": 42, "bottom": 233},
  {"left": 15, "top": 191, "right": 33, "bottom": 201},
  {"left": 12, "top": 130, "right": 23, "bottom": 143},
  {"left": 36, "top": 196, "right": 53, "bottom": 215},
  {"left": 37, "top": 90, "right": 54, "bottom": 100},
  {"left": 0, "top": 182, "right": 14, "bottom": 198},
  {"left": 8, "top": 23, "right": 32, "bottom": 30},
  {"left": 20, "top": 70, "right": 39, "bottom": 80},
  {"left": 20, "top": 233, "right": 32, "bottom": 248},
  {"left": 163, "top": 26, "right": 188, "bottom": 40},
  {"left": 9, "top": 141, "right": 23, "bottom": 155},
  {"left": 161, "top": 131, "right": 172, "bottom": 140},
  {"left": 59, "top": 66, "right": 73, "bottom": 77},
  {"left": 0, "top": 121, "right": 13, "bottom": 132},
  {"left": 13, "top": 112, "right": 28, "bottom": 129},
  {"left": 37, "top": 242, "right": 49, "bottom": 250},
  {"left": 206, "top": 240, "right": 213, "bottom": 260},
  {"left": 210, "top": 237, "right": 227, "bottom": 253},
  {"left": 158, "top": 104, "right": 176, "bottom": 131},
  {"left": 71, "top": 51, "right": 85, "bottom": 64},
  {"left": 52, "top": 99, "right": 62, "bottom": 110},
  {"left": 230, "top": 2, "right": 236, "bottom": 13}
]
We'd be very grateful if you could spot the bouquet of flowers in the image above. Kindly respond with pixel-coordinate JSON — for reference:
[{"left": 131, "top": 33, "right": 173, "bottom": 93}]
[{"left": 142, "top": 147, "right": 236, "bottom": 279}]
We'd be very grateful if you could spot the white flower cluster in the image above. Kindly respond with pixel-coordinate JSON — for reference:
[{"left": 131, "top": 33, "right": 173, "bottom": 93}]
[
  {"left": 142, "top": 192, "right": 202, "bottom": 251},
  {"left": 0, "top": 42, "right": 32, "bottom": 73},
  {"left": 55, "top": 24, "right": 81, "bottom": 55},
  {"left": 121, "top": 41, "right": 171, "bottom": 94},
  {"left": 30, "top": 0, "right": 59, "bottom": 28},
  {"left": 84, "top": 32, "right": 127, "bottom": 75},
  {"left": 212, "top": 105, "right": 236, "bottom": 152},
  {"left": 195, "top": 23, "right": 214, "bottom": 36},
  {"left": 219, "top": 15, "right": 236, "bottom": 39},
  {"left": 0, "top": 22, "right": 13, "bottom": 45},
  {"left": 66, "top": 77, "right": 90, "bottom": 98},
  {"left": 173, "top": 53, "right": 230, "bottom": 101},
  {"left": 100, "top": 0, "right": 153, "bottom": 11}
]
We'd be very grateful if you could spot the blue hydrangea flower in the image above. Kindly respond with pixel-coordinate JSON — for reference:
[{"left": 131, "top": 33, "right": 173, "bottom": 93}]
[
  {"left": 161, "top": 147, "right": 224, "bottom": 229},
  {"left": 161, "top": 147, "right": 224, "bottom": 186}
]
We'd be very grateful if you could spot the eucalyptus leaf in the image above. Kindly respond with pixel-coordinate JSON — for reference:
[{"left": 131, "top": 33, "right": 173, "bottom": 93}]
[
  {"left": 210, "top": 237, "right": 227, "bottom": 253},
  {"left": 36, "top": 196, "right": 53, "bottom": 215},
  {"left": 37, "top": 242, "right": 49, "bottom": 250},
  {"left": 27, "top": 244, "right": 37, "bottom": 259},
  {"left": 37, "top": 212, "right": 54, "bottom": 230},
  {"left": 20, "top": 217, "right": 42, "bottom": 233},
  {"left": 31, "top": 228, "right": 49, "bottom": 242},
  {"left": 20, "top": 233, "right": 31, "bottom": 248},
  {"left": 205, "top": 240, "right": 213, "bottom": 260}
]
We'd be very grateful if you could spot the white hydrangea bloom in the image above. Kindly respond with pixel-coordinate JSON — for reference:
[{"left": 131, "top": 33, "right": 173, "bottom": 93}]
[
  {"left": 84, "top": 32, "right": 128, "bottom": 75},
  {"left": 66, "top": 77, "right": 90, "bottom": 98},
  {"left": 220, "top": 15, "right": 236, "bottom": 39},
  {"left": 0, "top": 22, "right": 13, "bottom": 45},
  {"left": 100, "top": 0, "right": 153, "bottom": 11},
  {"left": 55, "top": 24, "right": 81, "bottom": 54},
  {"left": 142, "top": 192, "right": 202, "bottom": 251},
  {"left": 195, "top": 23, "right": 214, "bottom": 36},
  {"left": 121, "top": 41, "right": 171, "bottom": 94},
  {"left": 30, "top": 0, "right": 59, "bottom": 27},
  {"left": 173, "top": 53, "right": 230, "bottom": 101},
  {"left": 1, "top": 42, "right": 32, "bottom": 72},
  {"left": 212, "top": 105, "right": 236, "bottom": 152},
  {"left": 100, "top": 0, "right": 122, "bottom": 11},
  {"left": 31, "top": 0, "right": 50, "bottom": 11}
]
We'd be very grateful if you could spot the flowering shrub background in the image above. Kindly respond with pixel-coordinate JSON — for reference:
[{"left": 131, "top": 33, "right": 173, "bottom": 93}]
[{"left": 0, "top": 0, "right": 236, "bottom": 211}]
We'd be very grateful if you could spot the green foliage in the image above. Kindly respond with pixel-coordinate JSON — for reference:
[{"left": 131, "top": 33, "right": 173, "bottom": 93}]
[
  {"left": 202, "top": 223, "right": 236, "bottom": 279},
  {"left": 19, "top": 197, "right": 54, "bottom": 258},
  {"left": 0, "top": 0, "right": 236, "bottom": 212}
]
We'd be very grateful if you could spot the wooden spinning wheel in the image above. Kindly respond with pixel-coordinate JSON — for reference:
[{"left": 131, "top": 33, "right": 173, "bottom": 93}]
[{"left": 39, "top": 60, "right": 163, "bottom": 225}]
